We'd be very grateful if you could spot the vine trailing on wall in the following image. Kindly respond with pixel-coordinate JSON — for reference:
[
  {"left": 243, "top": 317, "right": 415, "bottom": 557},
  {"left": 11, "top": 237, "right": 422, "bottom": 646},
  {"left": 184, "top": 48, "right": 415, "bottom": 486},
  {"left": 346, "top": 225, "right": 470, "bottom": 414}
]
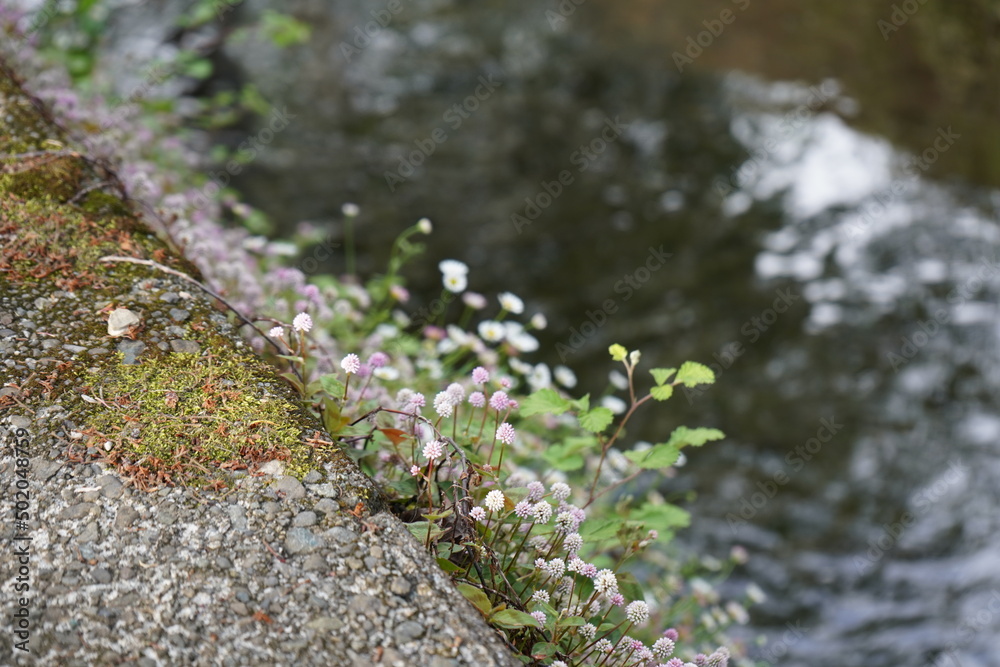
[{"left": 1, "top": 5, "right": 764, "bottom": 665}]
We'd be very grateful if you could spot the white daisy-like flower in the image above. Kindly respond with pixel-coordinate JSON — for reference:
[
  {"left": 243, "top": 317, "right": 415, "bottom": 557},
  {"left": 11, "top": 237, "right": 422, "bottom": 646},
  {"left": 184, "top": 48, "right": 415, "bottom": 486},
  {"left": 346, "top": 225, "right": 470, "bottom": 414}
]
[
  {"left": 498, "top": 291, "right": 524, "bottom": 314},
  {"left": 438, "top": 259, "right": 469, "bottom": 277},
  {"left": 462, "top": 291, "right": 487, "bottom": 309},
  {"left": 292, "top": 312, "right": 313, "bottom": 333},
  {"left": 601, "top": 395, "right": 628, "bottom": 415},
  {"left": 509, "top": 357, "right": 533, "bottom": 375},
  {"left": 373, "top": 366, "right": 399, "bottom": 381},
  {"left": 508, "top": 329, "right": 540, "bottom": 353},
  {"left": 609, "top": 369, "right": 629, "bottom": 390},
  {"left": 484, "top": 490, "right": 505, "bottom": 513},
  {"left": 554, "top": 365, "right": 577, "bottom": 388},
  {"left": 477, "top": 320, "right": 505, "bottom": 342},
  {"left": 528, "top": 363, "right": 551, "bottom": 390},
  {"left": 443, "top": 272, "right": 467, "bottom": 293}
]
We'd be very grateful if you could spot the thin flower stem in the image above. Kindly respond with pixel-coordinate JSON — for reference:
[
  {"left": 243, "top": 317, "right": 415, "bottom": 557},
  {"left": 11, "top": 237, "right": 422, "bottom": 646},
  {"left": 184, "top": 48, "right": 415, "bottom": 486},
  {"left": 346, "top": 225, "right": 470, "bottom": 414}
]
[{"left": 585, "top": 393, "right": 653, "bottom": 505}]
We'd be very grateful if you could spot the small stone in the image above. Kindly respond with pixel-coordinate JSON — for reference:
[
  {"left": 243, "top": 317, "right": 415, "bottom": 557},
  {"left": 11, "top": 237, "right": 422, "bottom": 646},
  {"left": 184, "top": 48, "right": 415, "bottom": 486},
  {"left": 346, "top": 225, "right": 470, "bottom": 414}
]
[
  {"left": 314, "top": 498, "right": 338, "bottom": 516},
  {"left": 169, "top": 339, "right": 200, "bottom": 354},
  {"left": 0, "top": 328, "right": 15, "bottom": 337},
  {"left": 302, "top": 470, "right": 322, "bottom": 484},
  {"left": 227, "top": 505, "right": 249, "bottom": 533},
  {"left": 302, "top": 554, "right": 326, "bottom": 571},
  {"left": 230, "top": 602, "right": 249, "bottom": 616},
  {"left": 395, "top": 620, "right": 425, "bottom": 642},
  {"left": 346, "top": 557, "right": 363, "bottom": 570},
  {"left": 390, "top": 577, "right": 412, "bottom": 596},
  {"left": 274, "top": 476, "right": 305, "bottom": 500},
  {"left": 91, "top": 567, "right": 112, "bottom": 584},
  {"left": 258, "top": 460, "right": 285, "bottom": 477},
  {"left": 117, "top": 340, "right": 146, "bottom": 365},
  {"left": 88, "top": 347, "right": 109, "bottom": 355},
  {"left": 285, "top": 527, "right": 323, "bottom": 554},
  {"left": 63, "top": 344, "right": 87, "bottom": 354},
  {"left": 327, "top": 526, "right": 357, "bottom": 544},
  {"left": 309, "top": 483, "right": 339, "bottom": 498},
  {"left": 306, "top": 616, "right": 344, "bottom": 632},
  {"left": 169, "top": 308, "right": 190, "bottom": 322},
  {"left": 157, "top": 507, "right": 178, "bottom": 526},
  {"left": 0, "top": 386, "right": 20, "bottom": 399},
  {"left": 292, "top": 511, "right": 317, "bottom": 527},
  {"left": 59, "top": 503, "right": 95, "bottom": 520},
  {"left": 95, "top": 474, "right": 123, "bottom": 499},
  {"left": 215, "top": 556, "right": 232, "bottom": 570},
  {"left": 107, "top": 308, "right": 141, "bottom": 337},
  {"left": 114, "top": 506, "right": 139, "bottom": 530},
  {"left": 159, "top": 292, "right": 180, "bottom": 304},
  {"left": 78, "top": 521, "right": 100, "bottom": 543}
]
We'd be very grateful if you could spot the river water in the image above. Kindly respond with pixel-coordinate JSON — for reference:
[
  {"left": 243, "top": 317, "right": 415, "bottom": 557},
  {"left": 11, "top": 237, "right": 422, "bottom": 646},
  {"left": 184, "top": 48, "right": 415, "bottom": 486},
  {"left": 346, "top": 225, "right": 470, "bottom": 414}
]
[{"left": 100, "top": 0, "right": 1000, "bottom": 664}]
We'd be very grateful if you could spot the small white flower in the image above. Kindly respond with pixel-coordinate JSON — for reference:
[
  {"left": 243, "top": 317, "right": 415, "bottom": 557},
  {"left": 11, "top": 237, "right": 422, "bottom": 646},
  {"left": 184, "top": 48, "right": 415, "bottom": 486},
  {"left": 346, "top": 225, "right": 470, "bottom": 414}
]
[
  {"left": 498, "top": 291, "right": 524, "bottom": 314},
  {"left": 477, "top": 320, "right": 505, "bottom": 342},
  {"left": 292, "top": 312, "right": 313, "bottom": 333},
  {"left": 268, "top": 326, "right": 284, "bottom": 339},
  {"left": 462, "top": 291, "right": 487, "bottom": 309},
  {"left": 531, "top": 590, "right": 550, "bottom": 604},
  {"left": 469, "top": 506, "right": 486, "bottom": 522},
  {"left": 341, "top": 202, "right": 360, "bottom": 217},
  {"left": 625, "top": 600, "right": 649, "bottom": 625},
  {"left": 509, "top": 330, "right": 540, "bottom": 353},
  {"left": 443, "top": 273, "right": 467, "bottom": 293},
  {"left": 601, "top": 395, "right": 627, "bottom": 415},
  {"left": 509, "top": 357, "right": 532, "bottom": 375},
  {"left": 417, "top": 217, "right": 432, "bottom": 234},
  {"left": 609, "top": 369, "right": 629, "bottom": 390},
  {"left": 340, "top": 354, "right": 360, "bottom": 374},
  {"left": 629, "top": 349, "right": 641, "bottom": 365},
  {"left": 550, "top": 482, "right": 571, "bottom": 501},
  {"left": 373, "top": 366, "right": 399, "bottom": 381},
  {"left": 484, "top": 490, "right": 505, "bottom": 513},
  {"left": 530, "top": 312, "right": 547, "bottom": 329},
  {"left": 528, "top": 363, "right": 551, "bottom": 390},
  {"left": 593, "top": 569, "right": 618, "bottom": 596},
  {"left": 438, "top": 259, "right": 469, "bottom": 277},
  {"left": 554, "top": 365, "right": 577, "bottom": 388}
]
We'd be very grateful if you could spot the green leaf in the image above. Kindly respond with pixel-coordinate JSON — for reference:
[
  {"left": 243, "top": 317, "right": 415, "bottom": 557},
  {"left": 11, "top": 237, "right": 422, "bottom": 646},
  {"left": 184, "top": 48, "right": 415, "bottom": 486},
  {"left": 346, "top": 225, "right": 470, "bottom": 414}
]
[
  {"left": 579, "top": 518, "right": 622, "bottom": 541},
  {"left": 519, "top": 388, "right": 572, "bottom": 417},
  {"left": 630, "top": 502, "right": 691, "bottom": 531},
  {"left": 609, "top": 344, "right": 628, "bottom": 361},
  {"left": 664, "top": 426, "right": 725, "bottom": 448},
  {"left": 650, "top": 367, "right": 677, "bottom": 386},
  {"left": 579, "top": 407, "right": 614, "bottom": 433},
  {"left": 405, "top": 521, "right": 444, "bottom": 543},
  {"left": 557, "top": 615, "right": 586, "bottom": 627},
  {"left": 572, "top": 393, "right": 590, "bottom": 412},
  {"left": 541, "top": 436, "right": 595, "bottom": 471},
  {"left": 624, "top": 443, "right": 681, "bottom": 469},
  {"left": 456, "top": 583, "right": 493, "bottom": 616},
  {"left": 529, "top": 642, "right": 559, "bottom": 658},
  {"left": 490, "top": 609, "right": 541, "bottom": 629},
  {"left": 674, "top": 361, "right": 716, "bottom": 387},
  {"left": 436, "top": 557, "right": 463, "bottom": 573},
  {"left": 650, "top": 384, "right": 674, "bottom": 401},
  {"left": 319, "top": 374, "right": 344, "bottom": 396}
]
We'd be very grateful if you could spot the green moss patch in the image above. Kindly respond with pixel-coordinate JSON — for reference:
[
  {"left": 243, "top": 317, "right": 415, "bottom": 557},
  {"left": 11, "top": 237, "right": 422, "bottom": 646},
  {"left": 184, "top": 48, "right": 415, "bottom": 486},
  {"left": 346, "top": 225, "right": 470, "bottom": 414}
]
[{"left": 80, "top": 352, "right": 312, "bottom": 489}]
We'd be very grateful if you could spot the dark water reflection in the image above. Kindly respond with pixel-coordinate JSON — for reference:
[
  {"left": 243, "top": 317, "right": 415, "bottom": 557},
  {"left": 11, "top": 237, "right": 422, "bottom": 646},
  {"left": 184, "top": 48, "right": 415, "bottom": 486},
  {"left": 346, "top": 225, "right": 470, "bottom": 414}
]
[{"left": 189, "top": 1, "right": 1000, "bottom": 664}]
